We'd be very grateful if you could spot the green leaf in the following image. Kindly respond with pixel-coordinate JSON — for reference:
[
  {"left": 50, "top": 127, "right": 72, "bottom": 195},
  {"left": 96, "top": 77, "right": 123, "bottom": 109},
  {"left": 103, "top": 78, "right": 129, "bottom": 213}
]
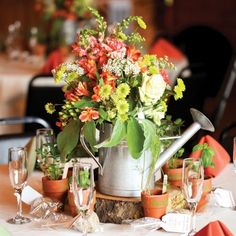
[
  {"left": 140, "top": 119, "right": 161, "bottom": 161},
  {"left": 95, "top": 120, "right": 126, "bottom": 148},
  {"left": 83, "top": 121, "right": 97, "bottom": 153},
  {"left": 192, "top": 144, "right": 203, "bottom": 152},
  {"left": 118, "top": 32, "right": 127, "bottom": 40},
  {"left": 137, "top": 17, "right": 147, "bottom": 29},
  {"left": 140, "top": 119, "right": 156, "bottom": 151},
  {"left": 127, "top": 118, "right": 145, "bottom": 159},
  {"left": 98, "top": 108, "right": 107, "bottom": 120},
  {"left": 74, "top": 98, "right": 97, "bottom": 109},
  {"left": 57, "top": 119, "right": 81, "bottom": 162}
]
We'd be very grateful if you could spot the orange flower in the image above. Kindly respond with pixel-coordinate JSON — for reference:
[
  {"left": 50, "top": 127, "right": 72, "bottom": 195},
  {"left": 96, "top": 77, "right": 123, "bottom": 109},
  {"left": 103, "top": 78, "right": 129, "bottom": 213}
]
[
  {"left": 75, "top": 82, "right": 89, "bottom": 97},
  {"left": 65, "top": 90, "right": 80, "bottom": 102},
  {"left": 91, "top": 85, "right": 101, "bottom": 102},
  {"left": 127, "top": 45, "right": 141, "bottom": 61},
  {"left": 100, "top": 71, "right": 117, "bottom": 89},
  {"left": 79, "top": 107, "right": 99, "bottom": 122},
  {"left": 79, "top": 59, "right": 97, "bottom": 79}
]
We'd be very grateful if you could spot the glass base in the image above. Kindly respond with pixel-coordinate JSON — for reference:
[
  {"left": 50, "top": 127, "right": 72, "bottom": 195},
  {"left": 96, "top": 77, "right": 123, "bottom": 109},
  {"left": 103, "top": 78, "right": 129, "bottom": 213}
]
[{"left": 7, "top": 216, "right": 31, "bottom": 224}]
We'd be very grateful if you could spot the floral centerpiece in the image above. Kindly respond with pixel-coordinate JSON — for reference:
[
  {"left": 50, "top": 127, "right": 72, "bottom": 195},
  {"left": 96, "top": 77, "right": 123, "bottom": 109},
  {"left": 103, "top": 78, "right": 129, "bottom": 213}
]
[
  {"left": 46, "top": 7, "right": 185, "bottom": 191},
  {"left": 34, "top": 0, "right": 95, "bottom": 50}
]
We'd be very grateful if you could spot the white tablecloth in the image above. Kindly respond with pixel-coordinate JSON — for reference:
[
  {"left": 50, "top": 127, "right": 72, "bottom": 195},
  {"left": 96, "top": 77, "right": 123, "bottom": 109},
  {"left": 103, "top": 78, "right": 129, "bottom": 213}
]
[
  {"left": 0, "top": 164, "right": 236, "bottom": 235},
  {"left": 0, "top": 54, "right": 42, "bottom": 135}
]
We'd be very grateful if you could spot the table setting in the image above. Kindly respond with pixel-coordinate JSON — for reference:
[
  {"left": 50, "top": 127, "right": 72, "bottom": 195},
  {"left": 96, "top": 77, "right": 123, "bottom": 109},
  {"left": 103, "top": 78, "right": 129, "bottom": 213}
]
[{"left": 0, "top": 7, "right": 236, "bottom": 236}]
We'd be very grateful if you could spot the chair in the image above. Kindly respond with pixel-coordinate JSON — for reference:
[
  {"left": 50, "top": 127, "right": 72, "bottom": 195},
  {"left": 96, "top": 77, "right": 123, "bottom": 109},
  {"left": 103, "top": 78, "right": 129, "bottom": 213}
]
[
  {"left": 219, "top": 122, "right": 236, "bottom": 162},
  {"left": 24, "top": 74, "right": 65, "bottom": 134},
  {"left": 168, "top": 25, "right": 234, "bottom": 127},
  {"left": 173, "top": 25, "right": 233, "bottom": 98},
  {"left": 212, "top": 54, "right": 236, "bottom": 127},
  {"left": 0, "top": 116, "right": 51, "bottom": 163}
]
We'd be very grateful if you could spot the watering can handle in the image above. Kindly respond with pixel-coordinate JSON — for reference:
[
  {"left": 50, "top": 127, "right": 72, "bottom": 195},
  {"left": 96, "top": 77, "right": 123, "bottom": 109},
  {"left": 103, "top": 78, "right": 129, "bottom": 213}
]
[{"left": 80, "top": 127, "right": 103, "bottom": 175}]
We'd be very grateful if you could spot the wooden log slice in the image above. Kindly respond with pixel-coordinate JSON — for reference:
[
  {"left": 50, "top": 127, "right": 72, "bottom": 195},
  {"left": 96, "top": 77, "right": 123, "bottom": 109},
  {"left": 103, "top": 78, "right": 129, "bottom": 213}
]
[{"left": 94, "top": 192, "right": 144, "bottom": 224}]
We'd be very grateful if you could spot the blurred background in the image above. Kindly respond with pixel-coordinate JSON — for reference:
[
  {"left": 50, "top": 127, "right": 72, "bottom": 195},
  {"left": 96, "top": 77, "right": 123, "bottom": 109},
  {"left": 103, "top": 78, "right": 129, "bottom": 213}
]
[{"left": 0, "top": 0, "right": 235, "bottom": 150}]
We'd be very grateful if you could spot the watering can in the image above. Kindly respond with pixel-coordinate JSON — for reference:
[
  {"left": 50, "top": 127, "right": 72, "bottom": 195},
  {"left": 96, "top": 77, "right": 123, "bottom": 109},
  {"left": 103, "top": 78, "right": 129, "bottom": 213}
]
[{"left": 80, "top": 108, "right": 215, "bottom": 197}]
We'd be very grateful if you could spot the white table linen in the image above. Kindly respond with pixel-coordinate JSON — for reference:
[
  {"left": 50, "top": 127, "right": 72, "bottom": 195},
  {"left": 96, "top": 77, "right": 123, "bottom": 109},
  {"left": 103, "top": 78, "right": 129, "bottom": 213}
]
[
  {"left": 0, "top": 164, "right": 236, "bottom": 235},
  {"left": 0, "top": 54, "right": 42, "bottom": 135}
]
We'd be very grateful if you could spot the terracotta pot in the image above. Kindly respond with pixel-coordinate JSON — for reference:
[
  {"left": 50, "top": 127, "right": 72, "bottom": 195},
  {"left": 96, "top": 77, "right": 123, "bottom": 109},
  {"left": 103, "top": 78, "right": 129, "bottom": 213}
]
[
  {"left": 42, "top": 177, "right": 68, "bottom": 205},
  {"left": 141, "top": 189, "right": 169, "bottom": 219},
  {"left": 163, "top": 159, "right": 183, "bottom": 187},
  {"left": 68, "top": 190, "right": 96, "bottom": 217},
  {"left": 197, "top": 177, "right": 213, "bottom": 211}
]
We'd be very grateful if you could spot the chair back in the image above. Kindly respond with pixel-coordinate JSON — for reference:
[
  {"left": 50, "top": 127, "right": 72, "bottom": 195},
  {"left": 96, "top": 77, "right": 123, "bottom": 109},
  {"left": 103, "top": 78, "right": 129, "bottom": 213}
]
[
  {"left": 0, "top": 116, "right": 50, "bottom": 163},
  {"left": 25, "top": 74, "right": 64, "bottom": 134}
]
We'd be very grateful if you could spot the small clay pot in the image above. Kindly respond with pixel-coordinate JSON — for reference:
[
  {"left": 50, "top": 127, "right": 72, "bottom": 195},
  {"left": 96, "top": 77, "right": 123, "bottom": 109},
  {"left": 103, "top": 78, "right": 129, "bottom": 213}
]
[
  {"left": 42, "top": 176, "right": 68, "bottom": 205},
  {"left": 163, "top": 159, "right": 183, "bottom": 187},
  {"left": 141, "top": 189, "right": 169, "bottom": 219},
  {"left": 68, "top": 190, "right": 96, "bottom": 217},
  {"left": 197, "top": 177, "right": 213, "bottom": 211}
]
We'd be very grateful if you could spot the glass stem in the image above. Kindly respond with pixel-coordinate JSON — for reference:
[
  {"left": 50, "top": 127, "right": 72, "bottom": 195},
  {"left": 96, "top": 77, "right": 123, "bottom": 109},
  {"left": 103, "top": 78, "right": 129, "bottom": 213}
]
[
  {"left": 189, "top": 202, "right": 197, "bottom": 233},
  {"left": 15, "top": 188, "right": 22, "bottom": 218}
]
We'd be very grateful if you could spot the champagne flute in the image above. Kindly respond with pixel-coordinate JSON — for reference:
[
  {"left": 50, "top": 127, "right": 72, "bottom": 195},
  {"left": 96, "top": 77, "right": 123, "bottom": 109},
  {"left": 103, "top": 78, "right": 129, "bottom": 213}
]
[
  {"left": 182, "top": 158, "right": 204, "bottom": 235},
  {"left": 8, "top": 147, "right": 31, "bottom": 224},
  {"left": 35, "top": 128, "right": 54, "bottom": 171},
  {"left": 72, "top": 162, "right": 94, "bottom": 236}
]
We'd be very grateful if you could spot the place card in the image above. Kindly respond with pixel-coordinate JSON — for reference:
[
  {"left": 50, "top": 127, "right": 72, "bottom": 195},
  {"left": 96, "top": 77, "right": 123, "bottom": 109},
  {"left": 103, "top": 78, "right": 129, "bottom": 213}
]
[
  {"left": 213, "top": 188, "right": 236, "bottom": 208},
  {"left": 22, "top": 185, "right": 42, "bottom": 205},
  {"left": 123, "top": 213, "right": 191, "bottom": 233},
  {"left": 161, "top": 213, "right": 191, "bottom": 233}
]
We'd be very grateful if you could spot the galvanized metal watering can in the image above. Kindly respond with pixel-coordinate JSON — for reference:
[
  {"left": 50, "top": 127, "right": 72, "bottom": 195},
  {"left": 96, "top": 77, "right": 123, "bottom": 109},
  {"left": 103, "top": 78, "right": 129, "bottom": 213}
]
[{"left": 80, "top": 108, "right": 215, "bottom": 197}]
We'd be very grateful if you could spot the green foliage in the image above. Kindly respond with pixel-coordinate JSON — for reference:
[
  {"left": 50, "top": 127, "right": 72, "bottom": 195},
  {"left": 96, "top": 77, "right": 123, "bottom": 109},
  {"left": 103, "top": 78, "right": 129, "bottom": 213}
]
[
  {"left": 95, "top": 120, "right": 126, "bottom": 148},
  {"left": 83, "top": 120, "right": 97, "bottom": 153},
  {"left": 57, "top": 119, "right": 82, "bottom": 161},
  {"left": 36, "top": 143, "right": 63, "bottom": 180},
  {"left": 192, "top": 143, "right": 215, "bottom": 169},
  {"left": 167, "top": 148, "right": 184, "bottom": 169},
  {"left": 76, "top": 169, "right": 90, "bottom": 188},
  {"left": 47, "top": 164, "right": 63, "bottom": 180},
  {"left": 127, "top": 118, "right": 145, "bottom": 159}
]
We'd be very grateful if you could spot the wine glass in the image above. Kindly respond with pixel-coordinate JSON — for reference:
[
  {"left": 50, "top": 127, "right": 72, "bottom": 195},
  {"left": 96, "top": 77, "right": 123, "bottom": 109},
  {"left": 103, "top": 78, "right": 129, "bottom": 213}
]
[
  {"left": 35, "top": 128, "right": 54, "bottom": 171},
  {"left": 72, "top": 162, "right": 94, "bottom": 236},
  {"left": 182, "top": 158, "right": 204, "bottom": 235},
  {"left": 8, "top": 147, "right": 31, "bottom": 224}
]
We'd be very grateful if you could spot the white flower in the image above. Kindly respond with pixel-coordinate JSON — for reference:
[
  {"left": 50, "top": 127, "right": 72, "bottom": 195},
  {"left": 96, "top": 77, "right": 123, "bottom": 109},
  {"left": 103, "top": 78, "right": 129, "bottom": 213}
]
[
  {"left": 143, "top": 108, "right": 165, "bottom": 126},
  {"left": 153, "top": 111, "right": 165, "bottom": 126},
  {"left": 139, "top": 74, "right": 166, "bottom": 104}
]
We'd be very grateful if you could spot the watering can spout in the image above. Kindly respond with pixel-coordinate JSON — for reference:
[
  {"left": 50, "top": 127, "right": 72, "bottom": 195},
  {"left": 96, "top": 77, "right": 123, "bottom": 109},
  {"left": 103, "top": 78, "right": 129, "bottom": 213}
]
[
  {"left": 80, "top": 127, "right": 104, "bottom": 175},
  {"left": 154, "top": 108, "right": 215, "bottom": 172}
]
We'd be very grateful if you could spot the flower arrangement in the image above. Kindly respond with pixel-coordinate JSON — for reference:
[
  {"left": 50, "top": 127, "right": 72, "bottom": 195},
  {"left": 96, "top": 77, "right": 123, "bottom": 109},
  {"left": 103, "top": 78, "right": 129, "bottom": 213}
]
[
  {"left": 35, "top": 0, "right": 94, "bottom": 20},
  {"left": 34, "top": 0, "right": 95, "bottom": 50},
  {"left": 46, "top": 7, "right": 185, "bottom": 190}
]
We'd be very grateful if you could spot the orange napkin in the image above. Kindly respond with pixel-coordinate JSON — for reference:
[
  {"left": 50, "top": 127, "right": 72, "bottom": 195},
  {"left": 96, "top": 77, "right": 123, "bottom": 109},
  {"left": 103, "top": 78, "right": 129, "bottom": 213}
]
[
  {"left": 194, "top": 220, "right": 233, "bottom": 236},
  {"left": 191, "top": 135, "right": 230, "bottom": 177},
  {"left": 149, "top": 38, "right": 185, "bottom": 60}
]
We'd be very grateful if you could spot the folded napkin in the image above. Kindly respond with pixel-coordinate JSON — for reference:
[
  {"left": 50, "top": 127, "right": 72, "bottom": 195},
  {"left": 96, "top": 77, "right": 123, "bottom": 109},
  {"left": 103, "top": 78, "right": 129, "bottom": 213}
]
[
  {"left": 194, "top": 220, "right": 233, "bottom": 236},
  {"left": 191, "top": 135, "right": 230, "bottom": 177}
]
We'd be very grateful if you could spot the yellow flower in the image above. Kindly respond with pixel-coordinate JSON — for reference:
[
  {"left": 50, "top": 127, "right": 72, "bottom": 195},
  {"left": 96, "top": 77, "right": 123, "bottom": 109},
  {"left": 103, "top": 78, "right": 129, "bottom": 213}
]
[
  {"left": 118, "top": 113, "right": 128, "bottom": 122},
  {"left": 116, "top": 100, "right": 129, "bottom": 114},
  {"left": 116, "top": 83, "right": 130, "bottom": 98},
  {"left": 174, "top": 78, "right": 186, "bottom": 100},
  {"left": 100, "top": 84, "right": 112, "bottom": 100},
  {"left": 45, "top": 103, "right": 56, "bottom": 114},
  {"left": 107, "top": 109, "right": 116, "bottom": 120},
  {"left": 54, "top": 64, "right": 66, "bottom": 83}
]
